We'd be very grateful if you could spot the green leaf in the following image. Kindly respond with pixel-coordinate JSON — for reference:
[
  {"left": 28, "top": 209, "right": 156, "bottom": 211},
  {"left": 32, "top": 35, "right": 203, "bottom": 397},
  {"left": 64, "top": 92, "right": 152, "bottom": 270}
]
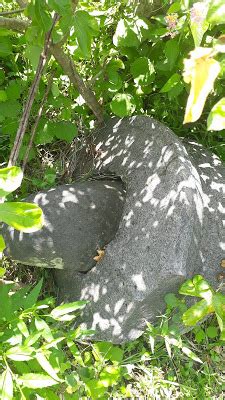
[
  {"left": 99, "top": 365, "right": 121, "bottom": 387},
  {"left": 73, "top": 11, "right": 99, "bottom": 58},
  {"left": 47, "top": 0, "right": 72, "bottom": 15},
  {"left": 110, "top": 93, "right": 136, "bottom": 117},
  {"left": 190, "top": 2, "right": 209, "bottom": 47},
  {"left": 181, "top": 346, "right": 203, "bottom": 363},
  {"left": 164, "top": 39, "right": 179, "bottom": 70},
  {"left": 0, "top": 90, "right": 7, "bottom": 102},
  {"left": 35, "top": 0, "right": 52, "bottom": 32},
  {"left": 36, "top": 352, "right": 63, "bottom": 382},
  {"left": 1, "top": 369, "right": 13, "bottom": 400},
  {"left": 6, "top": 345, "right": 34, "bottom": 361},
  {"left": 206, "top": 326, "right": 218, "bottom": 339},
  {"left": 182, "top": 299, "right": 212, "bottom": 326},
  {"left": 130, "top": 57, "right": 155, "bottom": 86},
  {"left": 25, "top": 45, "right": 42, "bottom": 70},
  {"left": 0, "top": 202, "right": 44, "bottom": 233},
  {"left": 6, "top": 81, "right": 22, "bottom": 101},
  {"left": 51, "top": 82, "right": 60, "bottom": 98},
  {"left": 0, "top": 234, "right": 5, "bottom": 253},
  {"left": 0, "top": 166, "right": 23, "bottom": 197},
  {"left": 160, "top": 73, "right": 181, "bottom": 93},
  {"left": 179, "top": 275, "right": 213, "bottom": 299},
  {"left": 0, "top": 100, "right": 21, "bottom": 118},
  {"left": 93, "top": 342, "right": 124, "bottom": 363},
  {"left": 0, "top": 37, "right": 12, "bottom": 58},
  {"left": 105, "top": 68, "right": 123, "bottom": 93},
  {"left": 212, "top": 293, "right": 225, "bottom": 338},
  {"left": 207, "top": 0, "right": 225, "bottom": 25},
  {"left": 52, "top": 121, "right": 78, "bottom": 142},
  {"left": 17, "top": 320, "right": 29, "bottom": 338},
  {"left": 35, "top": 318, "right": 54, "bottom": 342},
  {"left": 17, "top": 373, "right": 58, "bottom": 388},
  {"left": 207, "top": 98, "right": 225, "bottom": 131},
  {"left": 23, "top": 278, "right": 43, "bottom": 309},
  {"left": 50, "top": 301, "right": 87, "bottom": 319},
  {"left": 164, "top": 293, "right": 180, "bottom": 308},
  {"left": 113, "top": 17, "right": 151, "bottom": 48},
  {"left": 85, "top": 379, "right": 106, "bottom": 399}
]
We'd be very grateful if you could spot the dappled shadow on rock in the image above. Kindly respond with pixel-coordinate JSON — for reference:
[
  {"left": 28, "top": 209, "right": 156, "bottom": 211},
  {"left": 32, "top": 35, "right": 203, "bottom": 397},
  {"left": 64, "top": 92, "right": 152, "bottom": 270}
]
[{"left": 56, "top": 116, "right": 224, "bottom": 343}]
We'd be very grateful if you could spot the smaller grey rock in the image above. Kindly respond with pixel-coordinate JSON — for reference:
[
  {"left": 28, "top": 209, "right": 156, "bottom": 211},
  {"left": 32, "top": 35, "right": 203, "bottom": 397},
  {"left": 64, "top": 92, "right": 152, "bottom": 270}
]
[{"left": 3, "top": 180, "right": 125, "bottom": 272}]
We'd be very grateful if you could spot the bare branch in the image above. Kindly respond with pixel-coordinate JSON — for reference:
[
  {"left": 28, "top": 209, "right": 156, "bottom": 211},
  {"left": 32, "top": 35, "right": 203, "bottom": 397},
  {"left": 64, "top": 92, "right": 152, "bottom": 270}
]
[
  {"left": 50, "top": 43, "right": 104, "bottom": 125},
  {"left": 0, "top": 16, "right": 28, "bottom": 32},
  {"left": 0, "top": 8, "right": 25, "bottom": 16},
  {"left": 22, "top": 73, "right": 54, "bottom": 171},
  {"left": 9, "top": 14, "right": 59, "bottom": 166},
  {"left": 16, "top": 0, "right": 27, "bottom": 7}
]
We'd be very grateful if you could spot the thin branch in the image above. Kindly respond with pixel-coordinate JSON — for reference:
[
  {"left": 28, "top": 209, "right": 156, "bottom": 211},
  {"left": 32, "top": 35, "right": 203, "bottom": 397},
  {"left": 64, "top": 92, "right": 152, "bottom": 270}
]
[
  {"left": 0, "top": 8, "right": 25, "bottom": 16},
  {"left": 50, "top": 43, "right": 104, "bottom": 125},
  {"left": 16, "top": 0, "right": 27, "bottom": 7},
  {"left": 0, "top": 16, "right": 28, "bottom": 32},
  {"left": 22, "top": 73, "right": 54, "bottom": 171},
  {"left": 8, "top": 13, "right": 59, "bottom": 166}
]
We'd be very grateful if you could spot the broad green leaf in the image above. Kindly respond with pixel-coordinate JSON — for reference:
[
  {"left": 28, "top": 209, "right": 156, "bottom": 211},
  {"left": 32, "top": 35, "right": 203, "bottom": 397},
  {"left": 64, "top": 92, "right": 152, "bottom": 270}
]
[
  {"left": 0, "top": 234, "right": 5, "bottom": 252},
  {"left": 206, "top": 326, "right": 218, "bottom": 338},
  {"left": 207, "top": 98, "right": 225, "bottom": 131},
  {"left": 85, "top": 379, "right": 106, "bottom": 398},
  {"left": 0, "top": 284, "right": 13, "bottom": 321},
  {"left": 1, "top": 369, "right": 13, "bottom": 400},
  {"left": 25, "top": 45, "right": 42, "bottom": 70},
  {"left": 6, "top": 345, "right": 34, "bottom": 361},
  {"left": 179, "top": 275, "right": 213, "bottom": 299},
  {"left": 160, "top": 73, "right": 181, "bottom": 93},
  {"left": 24, "top": 331, "right": 42, "bottom": 347},
  {"left": 52, "top": 121, "right": 78, "bottom": 142},
  {"left": 93, "top": 342, "right": 123, "bottom": 363},
  {"left": 183, "top": 47, "right": 220, "bottom": 123},
  {"left": 50, "top": 301, "right": 87, "bottom": 319},
  {"left": 6, "top": 81, "right": 22, "bottom": 101},
  {"left": 0, "top": 100, "right": 21, "bottom": 118},
  {"left": 0, "top": 202, "right": 44, "bottom": 233},
  {"left": 113, "top": 17, "right": 151, "bottom": 48},
  {"left": 164, "top": 293, "right": 180, "bottom": 308},
  {"left": 51, "top": 82, "right": 60, "bottom": 98},
  {"left": 99, "top": 365, "right": 121, "bottom": 387},
  {"left": 182, "top": 299, "right": 213, "bottom": 326},
  {"left": 23, "top": 278, "right": 43, "bottom": 309},
  {"left": 17, "top": 373, "right": 58, "bottom": 388},
  {"left": 110, "top": 93, "right": 136, "bottom": 117},
  {"left": 0, "top": 37, "right": 12, "bottom": 58},
  {"left": 181, "top": 346, "right": 203, "bottom": 363},
  {"left": 190, "top": 2, "right": 209, "bottom": 47},
  {"left": 207, "top": 0, "right": 225, "bottom": 25},
  {"left": 34, "top": 0, "right": 52, "bottom": 32},
  {"left": 0, "top": 267, "right": 6, "bottom": 277},
  {"left": 0, "top": 90, "right": 7, "bottom": 102},
  {"left": 105, "top": 68, "right": 123, "bottom": 93},
  {"left": 0, "top": 166, "right": 23, "bottom": 197},
  {"left": 73, "top": 11, "right": 99, "bottom": 58},
  {"left": 164, "top": 40, "right": 179, "bottom": 70},
  {"left": 47, "top": 0, "right": 72, "bottom": 15},
  {"left": 36, "top": 352, "right": 63, "bottom": 382},
  {"left": 130, "top": 57, "right": 155, "bottom": 86}
]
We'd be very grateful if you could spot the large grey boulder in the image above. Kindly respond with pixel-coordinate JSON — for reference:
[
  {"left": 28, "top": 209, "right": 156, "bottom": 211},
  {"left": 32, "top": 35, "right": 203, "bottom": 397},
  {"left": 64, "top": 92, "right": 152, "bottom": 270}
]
[
  {"left": 55, "top": 117, "right": 224, "bottom": 342},
  {"left": 3, "top": 180, "right": 125, "bottom": 272},
  {"left": 4, "top": 116, "right": 224, "bottom": 343}
]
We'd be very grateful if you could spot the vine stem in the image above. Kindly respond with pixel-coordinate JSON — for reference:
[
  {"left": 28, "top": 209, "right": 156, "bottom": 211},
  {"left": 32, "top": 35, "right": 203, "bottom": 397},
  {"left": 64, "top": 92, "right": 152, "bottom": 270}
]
[{"left": 8, "top": 13, "right": 59, "bottom": 167}]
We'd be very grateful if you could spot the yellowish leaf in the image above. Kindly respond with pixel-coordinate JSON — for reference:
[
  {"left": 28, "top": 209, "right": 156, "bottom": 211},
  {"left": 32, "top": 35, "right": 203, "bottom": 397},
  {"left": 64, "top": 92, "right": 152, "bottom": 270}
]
[
  {"left": 183, "top": 47, "right": 220, "bottom": 123},
  {"left": 221, "top": 259, "right": 225, "bottom": 269},
  {"left": 93, "top": 249, "right": 105, "bottom": 263}
]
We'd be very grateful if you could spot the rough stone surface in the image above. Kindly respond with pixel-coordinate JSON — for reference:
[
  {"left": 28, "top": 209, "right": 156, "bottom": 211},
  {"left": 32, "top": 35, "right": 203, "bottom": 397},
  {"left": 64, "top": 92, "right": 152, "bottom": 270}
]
[
  {"left": 56, "top": 117, "right": 224, "bottom": 343},
  {"left": 3, "top": 180, "right": 125, "bottom": 272},
  {"left": 4, "top": 116, "right": 225, "bottom": 343}
]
